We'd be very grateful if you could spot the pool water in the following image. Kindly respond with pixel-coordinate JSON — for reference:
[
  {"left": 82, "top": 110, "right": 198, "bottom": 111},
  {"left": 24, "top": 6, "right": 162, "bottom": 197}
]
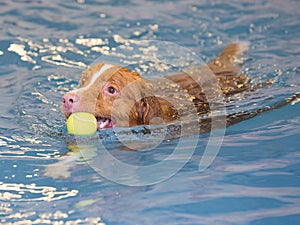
[{"left": 1, "top": 0, "right": 300, "bottom": 224}]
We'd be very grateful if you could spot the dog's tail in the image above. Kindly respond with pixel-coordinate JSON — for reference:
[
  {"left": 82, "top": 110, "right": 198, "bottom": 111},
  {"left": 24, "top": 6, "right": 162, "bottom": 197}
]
[
  {"left": 208, "top": 42, "right": 251, "bottom": 96},
  {"left": 209, "top": 42, "right": 250, "bottom": 71}
]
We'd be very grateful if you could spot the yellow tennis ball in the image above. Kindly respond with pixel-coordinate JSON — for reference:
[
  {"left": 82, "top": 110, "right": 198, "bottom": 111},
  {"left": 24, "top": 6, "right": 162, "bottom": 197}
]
[{"left": 67, "top": 112, "right": 97, "bottom": 136}]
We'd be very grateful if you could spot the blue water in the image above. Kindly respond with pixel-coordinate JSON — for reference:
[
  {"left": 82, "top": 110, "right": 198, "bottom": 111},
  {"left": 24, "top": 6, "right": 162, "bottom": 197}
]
[{"left": 1, "top": 0, "right": 300, "bottom": 224}]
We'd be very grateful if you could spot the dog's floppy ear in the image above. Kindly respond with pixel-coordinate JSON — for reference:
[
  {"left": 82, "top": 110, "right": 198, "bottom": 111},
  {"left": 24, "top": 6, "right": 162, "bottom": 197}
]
[
  {"left": 128, "top": 79, "right": 165, "bottom": 126},
  {"left": 129, "top": 95, "right": 164, "bottom": 126}
]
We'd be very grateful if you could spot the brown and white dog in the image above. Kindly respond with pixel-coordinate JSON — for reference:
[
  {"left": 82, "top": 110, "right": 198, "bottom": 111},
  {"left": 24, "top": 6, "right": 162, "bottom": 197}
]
[{"left": 62, "top": 43, "right": 250, "bottom": 130}]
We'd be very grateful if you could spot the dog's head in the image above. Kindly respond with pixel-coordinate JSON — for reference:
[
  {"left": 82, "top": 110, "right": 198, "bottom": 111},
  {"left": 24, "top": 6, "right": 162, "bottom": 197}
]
[{"left": 62, "top": 63, "right": 165, "bottom": 129}]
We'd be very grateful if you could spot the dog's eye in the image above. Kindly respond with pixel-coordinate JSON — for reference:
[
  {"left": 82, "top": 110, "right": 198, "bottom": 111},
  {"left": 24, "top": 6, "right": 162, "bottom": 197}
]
[
  {"left": 108, "top": 86, "right": 116, "bottom": 94},
  {"left": 103, "top": 84, "right": 118, "bottom": 96}
]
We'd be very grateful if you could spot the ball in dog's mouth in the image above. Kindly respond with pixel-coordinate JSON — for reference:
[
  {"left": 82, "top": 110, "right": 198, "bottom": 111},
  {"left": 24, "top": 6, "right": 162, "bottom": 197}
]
[{"left": 67, "top": 112, "right": 97, "bottom": 135}]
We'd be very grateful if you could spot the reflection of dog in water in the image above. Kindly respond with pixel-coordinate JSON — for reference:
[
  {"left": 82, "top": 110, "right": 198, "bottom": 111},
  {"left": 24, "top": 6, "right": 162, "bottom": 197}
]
[{"left": 62, "top": 43, "right": 250, "bottom": 131}]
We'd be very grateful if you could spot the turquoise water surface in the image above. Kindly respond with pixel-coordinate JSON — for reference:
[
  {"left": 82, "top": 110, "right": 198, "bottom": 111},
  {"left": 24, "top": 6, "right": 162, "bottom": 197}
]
[{"left": 0, "top": 0, "right": 300, "bottom": 224}]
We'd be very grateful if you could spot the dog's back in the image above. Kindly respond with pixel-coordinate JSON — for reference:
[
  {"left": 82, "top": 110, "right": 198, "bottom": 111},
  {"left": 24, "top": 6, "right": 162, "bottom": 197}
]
[{"left": 145, "top": 43, "right": 251, "bottom": 124}]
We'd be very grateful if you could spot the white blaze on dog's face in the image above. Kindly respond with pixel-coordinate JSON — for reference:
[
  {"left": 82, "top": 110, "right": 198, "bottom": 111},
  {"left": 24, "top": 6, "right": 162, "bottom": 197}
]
[{"left": 62, "top": 63, "right": 143, "bottom": 129}]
